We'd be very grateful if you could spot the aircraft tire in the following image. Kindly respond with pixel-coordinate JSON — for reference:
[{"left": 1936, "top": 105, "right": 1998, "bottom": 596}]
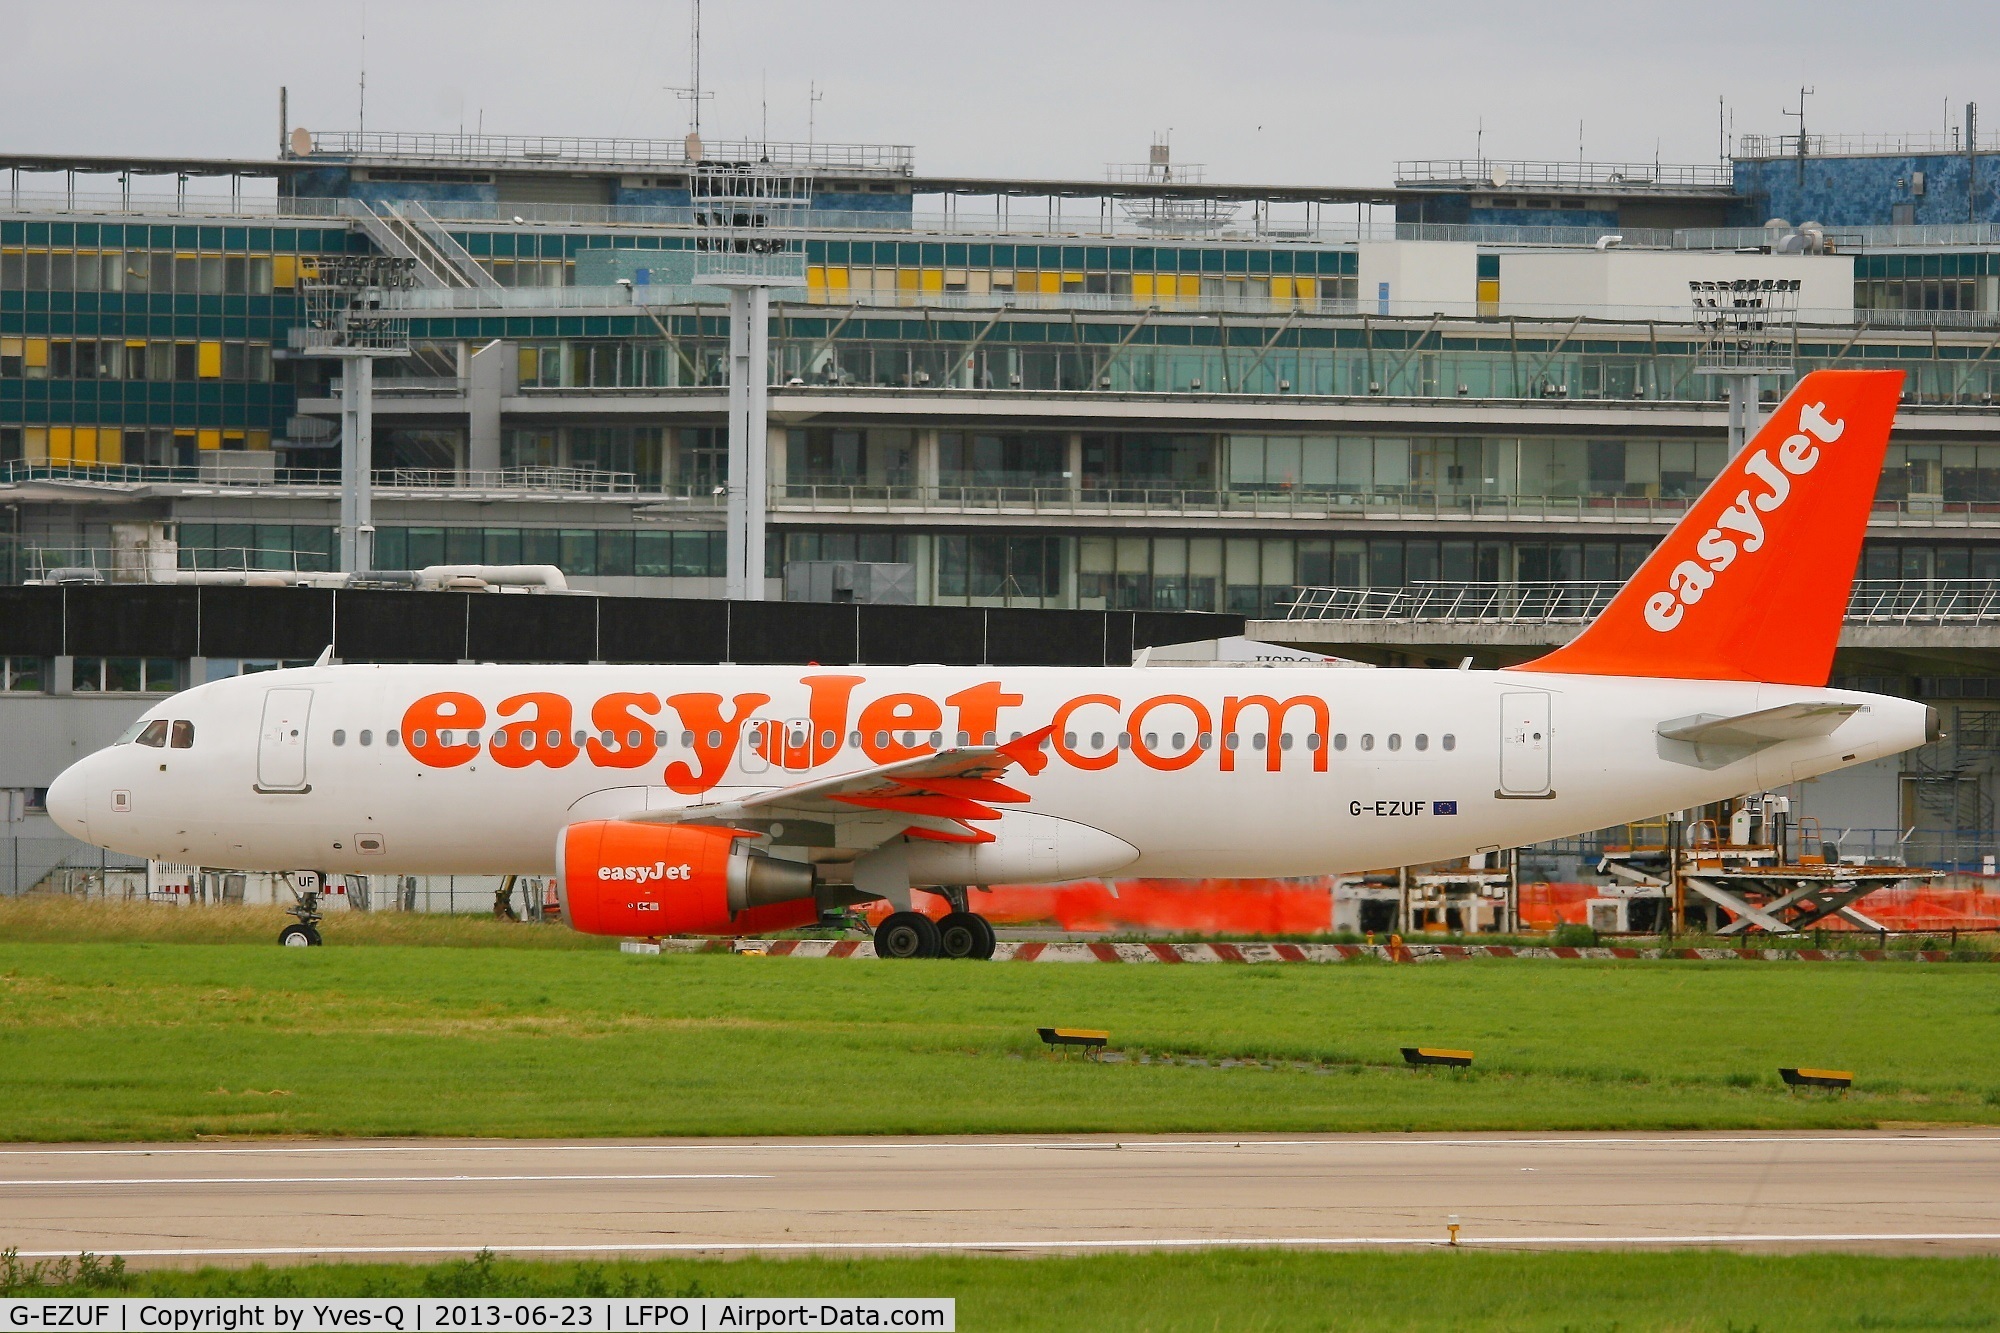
[
  {"left": 937, "top": 911, "right": 988, "bottom": 960},
  {"left": 278, "top": 923, "right": 322, "bottom": 948},
  {"left": 874, "top": 911, "right": 941, "bottom": 960}
]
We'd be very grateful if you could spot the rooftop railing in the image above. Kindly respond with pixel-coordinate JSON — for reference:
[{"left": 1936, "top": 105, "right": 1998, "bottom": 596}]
[
  {"left": 302, "top": 131, "right": 914, "bottom": 174},
  {"left": 1737, "top": 132, "right": 2000, "bottom": 159},
  {"left": 1396, "top": 158, "right": 1735, "bottom": 190},
  {"left": 1284, "top": 579, "right": 2000, "bottom": 625}
]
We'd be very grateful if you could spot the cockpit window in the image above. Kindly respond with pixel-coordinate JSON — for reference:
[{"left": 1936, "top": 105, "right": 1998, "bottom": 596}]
[
  {"left": 114, "top": 719, "right": 150, "bottom": 745},
  {"left": 170, "top": 720, "right": 195, "bottom": 749},
  {"left": 135, "top": 720, "right": 170, "bottom": 748}
]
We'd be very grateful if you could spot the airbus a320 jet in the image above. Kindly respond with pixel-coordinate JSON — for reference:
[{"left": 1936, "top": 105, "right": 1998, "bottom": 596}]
[{"left": 49, "top": 370, "right": 1930, "bottom": 957}]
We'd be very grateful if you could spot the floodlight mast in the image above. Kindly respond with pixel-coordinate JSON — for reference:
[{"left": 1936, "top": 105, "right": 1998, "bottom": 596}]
[
  {"left": 1690, "top": 278, "right": 1801, "bottom": 455},
  {"left": 292, "top": 255, "right": 417, "bottom": 572},
  {"left": 690, "top": 156, "right": 813, "bottom": 600}
]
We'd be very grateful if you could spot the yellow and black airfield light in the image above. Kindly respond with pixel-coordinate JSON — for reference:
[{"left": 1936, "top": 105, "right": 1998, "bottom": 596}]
[
  {"left": 1779, "top": 1066, "right": 1853, "bottom": 1090},
  {"left": 1402, "top": 1047, "right": 1475, "bottom": 1068}
]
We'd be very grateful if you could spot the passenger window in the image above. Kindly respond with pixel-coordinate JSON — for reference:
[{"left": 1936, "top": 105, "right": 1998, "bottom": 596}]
[
  {"left": 332, "top": 729, "right": 347, "bottom": 746},
  {"left": 1333, "top": 734, "right": 1347, "bottom": 751},
  {"left": 1415, "top": 734, "right": 1429, "bottom": 751},
  {"left": 170, "top": 720, "right": 194, "bottom": 749},
  {"left": 1388, "top": 734, "right": 1402, "bottom": 751},
  {"left": 1442, "top": 733, "right": 1456, "bottom": 751},
  {"left": 360, "top": 730, "right": 374, "bottom": 746},
  {"left": 136, "top": 719, "right": 169, "bottom": 747},
  {"left": 1306, "top": 734, "right": 1322, "bottom": 751},
  {"left": 1360, "top": 734, "right": 1375, "bottom": 751},
  {"left": 387, "top": 729, "right": 401, "bottom": 746}
]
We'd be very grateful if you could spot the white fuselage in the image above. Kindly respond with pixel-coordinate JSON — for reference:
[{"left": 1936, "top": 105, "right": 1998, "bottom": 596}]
[{"left": 47, "top": 664, "right": 1929, "bottom": 880}]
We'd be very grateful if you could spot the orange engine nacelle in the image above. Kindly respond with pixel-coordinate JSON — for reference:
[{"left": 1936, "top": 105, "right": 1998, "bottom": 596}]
[{"left": 556, "top": 820, "right": 820, "bottom": 937}]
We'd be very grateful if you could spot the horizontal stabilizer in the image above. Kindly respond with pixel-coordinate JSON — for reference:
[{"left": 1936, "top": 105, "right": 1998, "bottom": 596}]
[{"left": 1657, "top": 701, "right": 1860, "bottom": 749}]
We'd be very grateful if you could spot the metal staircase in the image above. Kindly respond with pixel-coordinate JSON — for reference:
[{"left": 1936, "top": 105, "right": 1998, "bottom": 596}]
[{"left": 351, "top": 201, "right": 500, "bottom": 290}]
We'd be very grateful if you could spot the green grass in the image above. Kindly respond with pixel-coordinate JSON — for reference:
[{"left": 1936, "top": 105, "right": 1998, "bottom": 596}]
[
  {"left": 3, "top": 931, "right": 2000, "bottom": 1140},
  {"left": 9, "top": 1249, "right": 2000, "bottom": 1330}
]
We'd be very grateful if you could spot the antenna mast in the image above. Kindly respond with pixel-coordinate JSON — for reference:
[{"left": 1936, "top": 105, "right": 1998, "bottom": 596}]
[{"left": 668, "top": 0, "right": 715, "bottom": 158}]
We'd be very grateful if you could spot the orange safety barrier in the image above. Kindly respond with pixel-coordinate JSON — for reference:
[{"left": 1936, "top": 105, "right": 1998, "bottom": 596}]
[{"left": 850, "top": 877, "right": 2000, "bottom": 936}]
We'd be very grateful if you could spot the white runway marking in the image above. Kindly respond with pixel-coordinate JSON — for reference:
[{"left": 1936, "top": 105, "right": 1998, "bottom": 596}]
[
  {"left": 2, "top": 1133, "right": 1995, "bottom": 1158},
  {"left": 0, "top": 1173, "right": 769, "bottom": 1187},
  {"left": 8, "top": 1233, "right": 2000, "bottom": 1260}
]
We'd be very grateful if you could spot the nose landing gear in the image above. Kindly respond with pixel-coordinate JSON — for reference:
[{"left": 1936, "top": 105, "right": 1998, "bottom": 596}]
[{"left": 279, "top": 881, "right": 325, "bottom": 947}]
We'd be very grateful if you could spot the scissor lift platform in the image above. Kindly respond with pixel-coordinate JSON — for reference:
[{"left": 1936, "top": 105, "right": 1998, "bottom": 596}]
[{"left": 1601, "top": 848, "right": 1930, "bottom": 935}]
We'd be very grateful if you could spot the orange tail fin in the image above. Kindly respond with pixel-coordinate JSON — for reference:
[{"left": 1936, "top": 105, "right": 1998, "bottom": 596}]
[{"left": 1519, "top": 369, "right": 1902, "bottom": 686}]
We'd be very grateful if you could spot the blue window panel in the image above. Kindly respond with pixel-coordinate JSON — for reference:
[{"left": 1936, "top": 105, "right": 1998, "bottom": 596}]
[
  {"left": 848, "top": 241, "right": 871, "bottom": 265},
  {"left": 920, "top": 242, "right": 943, "bottom": 265},
  {"left": 1225, "top": 249, "right": 1248, "bottom": 274},
  {"left": 249, "top": 228, "right": 271, "bottom": 249},
  {"left": 0, "top": 221, "right": 22, "bottom": 244},
  {"left": 198, "top": 227, "right": 222, "bottom": 249},
  {"left": 945, "top": 243, "right": 966, "bottom": 266},
  {"left": 1201, "top": 249, "right": 1224, "bottom": 273},
  {"left": 25, "top": 222, "right": 48, "bottom": 245},
  {"left": 969, "top": 244, "right": 990, "bottom": 266},
  {"left": 1247, "top": 251, "right": 1268, "bottom": 274},
  {"left": 224, "top": 227, "right": 247, "bottom": 249},
  {"left": 76, "top": 223, "right": 99, "bottom": 246},
  {"left": 990, "top": 244, "right": 1013, "bottom": 268},
  {"left": 52, "top": 223, "right": 74, "bottom": 246}
]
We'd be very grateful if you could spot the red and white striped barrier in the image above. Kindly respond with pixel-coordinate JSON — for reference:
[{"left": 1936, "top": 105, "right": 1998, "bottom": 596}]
[{"left": 615, "top": 939, "right": 1994, "bottom": 964}]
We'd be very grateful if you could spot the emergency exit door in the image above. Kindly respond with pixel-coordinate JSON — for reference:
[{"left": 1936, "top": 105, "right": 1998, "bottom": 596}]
[
  {"left": 1498, "top": 691, "right": 1552, "bottom": 797},
  {"left": 257, "top": 688, "right": 314, "bottom": 792}
]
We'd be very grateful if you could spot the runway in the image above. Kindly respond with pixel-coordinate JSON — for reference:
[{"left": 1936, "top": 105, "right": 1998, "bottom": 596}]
[{"left": 5, "top": 1133, "right": 2000, "bottom": 1265}]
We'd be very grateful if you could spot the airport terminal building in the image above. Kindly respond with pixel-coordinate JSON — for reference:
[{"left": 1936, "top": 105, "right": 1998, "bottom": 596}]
[{"left": 7, "top": 123, "right": 2000, "bottom": 887}]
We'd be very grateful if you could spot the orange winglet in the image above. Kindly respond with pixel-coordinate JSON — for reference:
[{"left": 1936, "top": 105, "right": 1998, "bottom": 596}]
[
  {"left": 894, "top": 776, "right": 1030, "bottom": 803},
  {"left": 832, "top": 792, "right": 1005, "bottom": 821},
  {"left": 904, "top": 823, "right": 997, "bottom": 845},
  {"left": 998, "top": 725, "right": 1055, "bottom": 776}
]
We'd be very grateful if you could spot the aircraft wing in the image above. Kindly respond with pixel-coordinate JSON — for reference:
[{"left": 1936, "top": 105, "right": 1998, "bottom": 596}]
[
  {"left": 1657, "top": 702, "right": 1861, "bottom": 749},
  {"left": 629, "top": 726, "right": 1055, "bottom": 846}
]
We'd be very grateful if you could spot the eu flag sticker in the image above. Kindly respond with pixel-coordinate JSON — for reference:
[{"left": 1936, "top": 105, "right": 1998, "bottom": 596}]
[{"left": 1433, "top": 801, "right": 1458, "bottom": 815}]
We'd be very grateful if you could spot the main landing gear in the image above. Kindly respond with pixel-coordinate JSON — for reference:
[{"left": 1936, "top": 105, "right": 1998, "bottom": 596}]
[{"left": 871, "top": 888, "right": 996, "bottom": 960}]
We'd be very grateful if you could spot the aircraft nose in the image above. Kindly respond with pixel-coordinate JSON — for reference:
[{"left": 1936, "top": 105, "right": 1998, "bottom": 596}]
[{"left": 45, "top": 762, "right": 89, "bottom": 840}]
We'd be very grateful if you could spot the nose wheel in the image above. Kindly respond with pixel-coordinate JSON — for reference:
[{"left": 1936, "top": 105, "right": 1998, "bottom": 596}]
[{"left": 280, "top": 885, "right": 325, "bottom": 947}]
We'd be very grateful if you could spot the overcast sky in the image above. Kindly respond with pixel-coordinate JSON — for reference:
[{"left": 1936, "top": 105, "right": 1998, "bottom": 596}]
[{"left": 7, "top": 0, "right": 1999, "bottom": 183}]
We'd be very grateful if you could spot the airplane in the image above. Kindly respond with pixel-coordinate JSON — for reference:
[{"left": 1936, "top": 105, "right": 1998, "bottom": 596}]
[{"left": 46, "top": 369, "right": 1932, "bottom": 957}]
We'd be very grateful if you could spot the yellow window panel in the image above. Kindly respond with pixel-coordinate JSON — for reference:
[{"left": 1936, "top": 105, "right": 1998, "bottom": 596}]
[
  {"left": 249, "top": 430, "right": 272, "bottom": 451},
  {"left": 74, "top": 428, "right": 99, "bottom": 464},
  {"left": 1038, "top": 272, "right": 1061, "bottom": 294},
  {"left": 25, "top": 338, "right": 47, "bottom": 368},
  {"left": 824, "top": 266, "right": 849, "bottom": 290},
  {"left": 805, "top": 265, "right": 825, "bottom": 290},
  {"left": 1131, "top": 274, "right": 1154, "bottom": 299},
  {"left": 197, "top": 342, "right": 222, "bottom": 378},
  {"left": 49, "top": 427, "right": 72, "bottom": 463},
  {"left": 896, "top": 268, "right": 920, "bottom": 290},
  {"left": 197, "top": 429, "right": 221, "bottom": 451},
  {"left": 518, "top": 347, "right": 539, "bottom": 380},
  {"left": 98, "top": 429, "right": 124, "bottom": 465},
  {"left": 1179, "top": 275, "right": 1202, "bottom": 298},
  {"left": 1269, "top": 276, "right": 1292, "bottom": 301},
  {"left": 1296, "top": 277, "right": 1317, "bottom": 300},
  {"left": 272, "top": 254, "right": 297, "bottom": 288},
  {"left": 921, "top": 269, "right": 943, "bottom": 292},
  {"left": 23, "top": 428, "right": 47, "bottom": 463}
]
